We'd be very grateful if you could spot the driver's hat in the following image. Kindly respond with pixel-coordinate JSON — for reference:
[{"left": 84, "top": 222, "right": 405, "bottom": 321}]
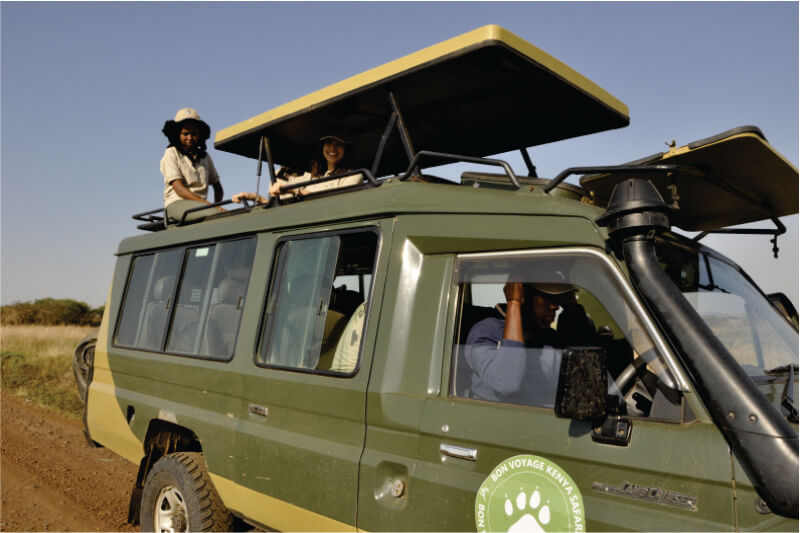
[{"left": 526, "top": 283, "right": 576, "bottom": 297}]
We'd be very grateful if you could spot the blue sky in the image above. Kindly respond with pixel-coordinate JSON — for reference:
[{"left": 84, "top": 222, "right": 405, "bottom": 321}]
[{"left": 1, "top": 1, "right": 798, "bottom": 308}]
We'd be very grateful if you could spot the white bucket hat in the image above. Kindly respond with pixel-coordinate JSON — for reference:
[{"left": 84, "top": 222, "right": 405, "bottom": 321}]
[
  {"left": 174, "top": 107, "right": 204, "bottom": 123},
  {"left": 163, "top": 108, "right": 210, "bottom": 141}
]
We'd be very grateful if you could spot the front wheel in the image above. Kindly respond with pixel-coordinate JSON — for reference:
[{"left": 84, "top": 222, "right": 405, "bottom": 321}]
[{"left": 140, "top": 452, "right": 233, "bottom": 532}]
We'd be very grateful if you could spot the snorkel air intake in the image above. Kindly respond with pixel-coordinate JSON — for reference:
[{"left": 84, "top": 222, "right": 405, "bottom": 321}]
[{"left": 598, "top": 179, "right": 799, "bottom": 518}]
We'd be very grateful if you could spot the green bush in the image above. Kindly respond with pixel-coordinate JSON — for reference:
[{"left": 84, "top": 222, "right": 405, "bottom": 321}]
[
  {"left": 1, "top": 350, "right": 83, "bottom": 418},
  {"left": 1, "top": 298, "right": 104, "bottom": 326}
]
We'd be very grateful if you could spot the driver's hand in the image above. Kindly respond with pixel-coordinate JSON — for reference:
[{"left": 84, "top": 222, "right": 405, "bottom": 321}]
[{"left": 504, "top": 282, "right": 525, "bottom": 304}]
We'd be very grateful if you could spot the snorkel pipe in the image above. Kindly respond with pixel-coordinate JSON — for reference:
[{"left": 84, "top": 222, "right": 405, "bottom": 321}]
[{"left": 597, "top": 179, "right": 799, "bottom": 518}]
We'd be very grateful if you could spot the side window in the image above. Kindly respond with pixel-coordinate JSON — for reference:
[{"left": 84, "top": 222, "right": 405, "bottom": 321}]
[
  {"left": 258, "top": 231, "right": 378, "bottom": 374},
  {"left": 451, "top": 252, "right": 683, "bottom": 421},
  {"left": 166, "top": 238, "right": 256, "bottom": 359},
  {"left": 114, "top": 237, "right": 255, "bottom": 359},
  {"left": 115, "top": 249, "right": 182, "bottom": 350}
]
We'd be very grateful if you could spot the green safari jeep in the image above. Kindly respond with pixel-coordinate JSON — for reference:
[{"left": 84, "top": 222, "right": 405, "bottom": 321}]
[{"left": 80, "top": 25, "right": 798, "bottom": 532}]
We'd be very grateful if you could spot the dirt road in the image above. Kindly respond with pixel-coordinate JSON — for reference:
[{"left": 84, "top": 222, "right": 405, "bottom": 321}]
[{"left": 1, "top": 392, "right": 137, "bottom": 532}]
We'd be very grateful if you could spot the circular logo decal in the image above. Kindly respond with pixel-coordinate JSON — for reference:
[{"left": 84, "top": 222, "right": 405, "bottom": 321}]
[{"left": 475, "top": 454, "right": 585, "bottom": 532}]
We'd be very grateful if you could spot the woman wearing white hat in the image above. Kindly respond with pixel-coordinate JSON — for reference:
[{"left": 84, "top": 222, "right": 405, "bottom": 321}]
[{"left": 161, "top": 108, "right": 224, "bottom": 222}]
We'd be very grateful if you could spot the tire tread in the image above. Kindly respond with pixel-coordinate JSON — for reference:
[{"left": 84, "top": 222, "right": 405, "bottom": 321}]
[{"left": 141, "top": 451, "right": 233, "bottom": 532}]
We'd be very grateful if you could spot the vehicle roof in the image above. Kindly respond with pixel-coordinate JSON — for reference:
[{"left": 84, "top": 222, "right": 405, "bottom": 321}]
[
  {"left": 580, "top": 126, "right": 799, "bottom": 231},
  {"left": 118, "top": 179, "right": 605, "bottom": 255},
  {"left": 214, "top": 25, "right": 629, "bottom": 176}
]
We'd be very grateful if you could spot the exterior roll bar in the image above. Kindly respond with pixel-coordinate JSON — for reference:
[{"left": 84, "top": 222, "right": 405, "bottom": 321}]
[
  {"left": 399, "top": 151, "right": 521, "bottom": 189},
  {"left": 544, "top": 164, "right": 703, "bottom": 194}
]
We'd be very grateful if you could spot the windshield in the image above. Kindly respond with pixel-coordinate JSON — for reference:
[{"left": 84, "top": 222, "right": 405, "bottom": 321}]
[{"left": 655, "top": 237, "right": 798, "bottom": 377}]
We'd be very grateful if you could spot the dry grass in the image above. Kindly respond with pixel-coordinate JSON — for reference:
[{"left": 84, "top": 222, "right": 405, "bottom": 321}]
[
  {"left": 1, "top": 325, "right": 95, "bottom": 418},
  {"left": 1, "top": 325, "right": 93, "bottom": 358}
]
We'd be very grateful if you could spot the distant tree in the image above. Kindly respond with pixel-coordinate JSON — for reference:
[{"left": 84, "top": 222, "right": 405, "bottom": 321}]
[{"left": 0, "top": 299, "right": 104, "bottom": 326}]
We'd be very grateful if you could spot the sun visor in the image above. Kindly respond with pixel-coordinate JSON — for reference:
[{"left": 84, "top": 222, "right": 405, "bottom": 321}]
[{"left": 580, "top": 126, "right": 798, "bottom": 231}]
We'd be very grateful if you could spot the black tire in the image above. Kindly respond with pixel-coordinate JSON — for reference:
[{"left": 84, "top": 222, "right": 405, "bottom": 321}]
[
  {"left": 73, "top": 328, "right": 98, "bottom": 402},
  {"left": 140, "top": 452, "right": 233, "bottom": 532}
]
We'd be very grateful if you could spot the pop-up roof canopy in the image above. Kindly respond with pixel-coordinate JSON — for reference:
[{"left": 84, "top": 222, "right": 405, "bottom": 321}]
[
  {"left": 580, "top": 126, "right": 799, "bottom": 232},
  {"left": 214, "top": 25, "right": 629, "bottom": 176}
]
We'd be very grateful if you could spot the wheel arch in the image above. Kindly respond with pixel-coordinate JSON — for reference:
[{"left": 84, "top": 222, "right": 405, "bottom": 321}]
[{"left": 127, "top": 419, "right": 204, "bottom": 525}]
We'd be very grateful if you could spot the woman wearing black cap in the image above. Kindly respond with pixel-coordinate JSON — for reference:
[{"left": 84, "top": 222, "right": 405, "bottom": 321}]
[
  {"left": 232, "top": 134, "right": 361, "bottom": 204},
  {"left": 161, "top": 108, "right": 224, "bottom": 222}
]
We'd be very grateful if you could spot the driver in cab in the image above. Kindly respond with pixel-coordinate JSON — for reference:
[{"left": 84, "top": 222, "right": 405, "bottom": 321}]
[{"left": 465, "top": 282, "right": 597, "bottom": 406}]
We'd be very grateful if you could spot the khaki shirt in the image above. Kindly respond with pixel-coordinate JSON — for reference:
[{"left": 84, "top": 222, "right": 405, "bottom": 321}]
[{"left": 161, "top": 147, "right": 220, "bottom": 206}]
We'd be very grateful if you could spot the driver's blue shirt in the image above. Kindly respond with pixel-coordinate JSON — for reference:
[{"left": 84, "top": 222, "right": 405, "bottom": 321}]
[{"left": 465, "top": 317, "right": 561, "bottom": 406}]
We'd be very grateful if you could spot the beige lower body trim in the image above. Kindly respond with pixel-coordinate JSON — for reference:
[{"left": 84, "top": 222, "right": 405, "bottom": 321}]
[
  {"left": 86, "top": 291, "right": 144, "bottom": 465},
  {"left": 209, "top": 473, "right": 359, "bottom": 532}
]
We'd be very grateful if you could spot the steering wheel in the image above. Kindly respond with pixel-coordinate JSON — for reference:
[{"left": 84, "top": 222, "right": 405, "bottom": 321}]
[{"left": 616, "top": 348, "right": 675, "bottom": 391}]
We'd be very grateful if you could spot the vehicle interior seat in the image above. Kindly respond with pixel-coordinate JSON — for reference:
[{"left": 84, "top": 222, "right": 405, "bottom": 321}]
[
  {"left": 317, "top": 285, "right": 365, "bottom": 370},
  {"left": 329, "top": 302, "right": 367, "bottom": 373},
  {"left": 169, "top": 303, "right": 201, "bottom": 353},
  {"left": 329, "top": 285, "right": 363, "bottom": 317},
  {"left": 205, "top": 279, "right": 246, "bottom": 358},
  {"left": 138, "top": 275, "right": 175, "bottom": 350},
  {"left": 316, "top": 310, "right": 348, "bottom": 371}
]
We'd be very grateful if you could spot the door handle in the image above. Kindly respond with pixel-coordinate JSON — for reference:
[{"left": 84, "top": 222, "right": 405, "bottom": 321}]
[
  {"left": 440, "top": 444, "right": 477, "bottom": 461},
  {"left": 249, "top": 404, "right": 269, "bottom": 417}
]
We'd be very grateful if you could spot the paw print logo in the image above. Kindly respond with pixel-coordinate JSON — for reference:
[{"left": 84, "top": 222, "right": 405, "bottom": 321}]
[
  {"left": 504, "top": 488, "right": 550, "bottom": 533},
  {"left": 474, "top": 455, "right": 583, "bottom": 533}
]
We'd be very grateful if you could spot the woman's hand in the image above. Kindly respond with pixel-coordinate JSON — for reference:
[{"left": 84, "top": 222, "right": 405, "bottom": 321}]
[
  {"left": 269, "top": 180, "right": 304, "bottom": 199},
  {"left": 173, "top": 179, "right": 226, "bottom": 212},
  {"left": 232, "top": 191, "right": 266, "bottom": 204},
  {"left": 232, "top": 192, "right": 251, "bottom": 203},
  {"left": 268, "top": 181, "right": 283, "bottom": 197}
]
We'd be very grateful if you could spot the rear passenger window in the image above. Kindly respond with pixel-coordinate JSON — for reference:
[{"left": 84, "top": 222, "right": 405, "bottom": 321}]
[
  {"left": 167, "top": 239, "right": 256, "bottom": 359},
  {"left": 115, "top": 249, "right": 182, "bottom": 349},
  {"left": 258, "top": 230, "right": 378, "bottom": 374},
  {"left": 114, "top": 237, "right": 255, "bottom": 360}
]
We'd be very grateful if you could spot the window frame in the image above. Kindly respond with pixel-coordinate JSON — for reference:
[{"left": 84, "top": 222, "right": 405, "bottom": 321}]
[
  {"left": 113, "top": 249, "right": 181, "bottom": 352},
  {"left": 447, "top": 246, "right": 691, "bottom": 404},
  {"left": 253, "top": 227, "right": 381, "bottom": 377},
  {"left": 111, "top": 235, "right": 257, "bottom": 362}
]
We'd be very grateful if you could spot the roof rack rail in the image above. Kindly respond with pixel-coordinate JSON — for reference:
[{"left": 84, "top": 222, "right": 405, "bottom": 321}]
[
  {"left": 399, "top": 151, "right": 521, "bottom": 188},
  {"left": 177, "top": 199, "right": 237, "bottom": 225},
  {"left": 544, "top": 164, "right": 703, "bottom": 194},
  {"left": 132, "top": 207, "right": 167, "bottom": 231},
  {"left": 264, "top": 168, "right": 379, "bottom": 208},
  {"left": 133, "top": 199, "right": 247, "bottom": 232}
]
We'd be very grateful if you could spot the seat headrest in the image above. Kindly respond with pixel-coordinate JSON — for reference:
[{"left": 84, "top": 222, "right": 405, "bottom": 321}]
[
  {"left": 217, "top": 279, "right": 244, "bottom": 304},
  {"left": 154, "top": 276, "right": 175, "bottom": 300}
]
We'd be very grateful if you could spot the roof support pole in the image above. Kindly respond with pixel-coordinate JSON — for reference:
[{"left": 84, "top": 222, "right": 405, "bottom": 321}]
[
  {"left": 693, "top": 216, "right": 787, "bottom": 258},
  {"left": 255, "top": 136, "right": 277, "bottom": 205},
  {"left": 388, "top": 91, "right": 420, "bottom": 178},
  {"left": 520, "top": 148, "right": 538, "bottom": 177},
  {"left": 371, "top": 112, "right": 398, "bottom": 177}
]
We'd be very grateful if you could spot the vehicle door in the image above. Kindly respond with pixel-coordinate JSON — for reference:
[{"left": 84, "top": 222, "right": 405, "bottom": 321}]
[
  {"left": 232, "top": 223, "right": 388, "bottom": 531},
  {"left": 414, "top": 248, "right": 736, "bottom": 531}
]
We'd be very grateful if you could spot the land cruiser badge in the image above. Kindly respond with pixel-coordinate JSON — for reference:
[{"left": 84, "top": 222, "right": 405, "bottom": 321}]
[{"left": 475, "top": 455, "right": 585, "bottom": 533}]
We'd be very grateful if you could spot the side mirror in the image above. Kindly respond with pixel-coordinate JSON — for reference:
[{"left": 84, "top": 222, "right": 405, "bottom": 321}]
[
  {"left": 555, "top": 347, "right": 608, "bottom": 421},
  {"left": 768, "top": 292, "right": 799, "bottom": 329}
]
